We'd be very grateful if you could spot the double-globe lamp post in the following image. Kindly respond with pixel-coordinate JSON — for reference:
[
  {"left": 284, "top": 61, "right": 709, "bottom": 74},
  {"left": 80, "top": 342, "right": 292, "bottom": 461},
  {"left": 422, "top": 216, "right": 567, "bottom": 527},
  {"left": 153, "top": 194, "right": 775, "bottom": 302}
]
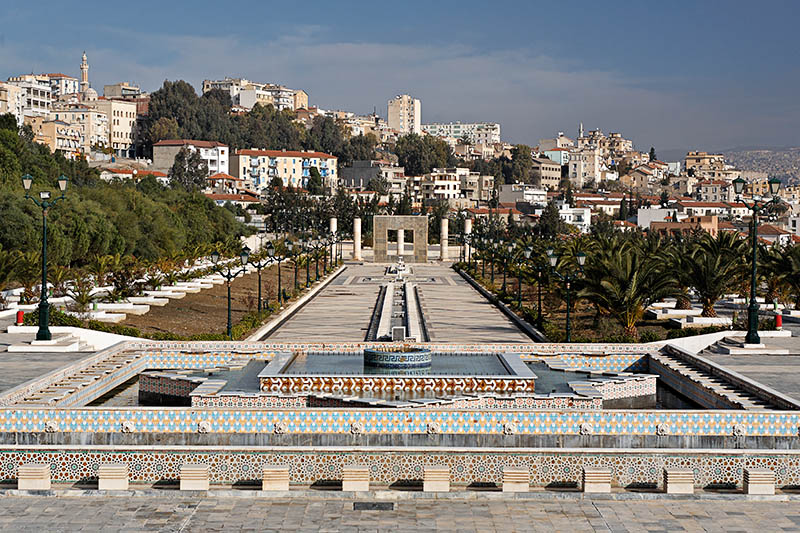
[
  {"left": 22, "top": 174, "right": 69, "bottom": 341},
  {"left": 210, "top": 246, "right": 250, "bottom": 340},
  {"left": 732, "top": 176, "right": 782, "bottom": 345},
  {"left": 265, "top": 241, "right": 288, "bottom": 307},
  {"left": 547, "top": 249, "right": 586, "bottom": 343},
  {"left": 248, "top": 251, "right": 271, "bottom": 313}
]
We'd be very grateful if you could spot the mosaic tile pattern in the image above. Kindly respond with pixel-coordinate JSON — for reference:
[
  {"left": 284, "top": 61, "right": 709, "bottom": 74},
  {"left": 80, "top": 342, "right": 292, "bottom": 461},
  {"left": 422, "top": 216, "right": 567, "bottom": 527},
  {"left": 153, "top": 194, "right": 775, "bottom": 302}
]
[
  {"left": 260, "top": 376, "right": 536, "bottom": 394},
  {"left": 1, "top": 447, "right": 799, "bottom": 489},
  {"left": 1, "top": 408, "right": 799, "bottom": 436}
]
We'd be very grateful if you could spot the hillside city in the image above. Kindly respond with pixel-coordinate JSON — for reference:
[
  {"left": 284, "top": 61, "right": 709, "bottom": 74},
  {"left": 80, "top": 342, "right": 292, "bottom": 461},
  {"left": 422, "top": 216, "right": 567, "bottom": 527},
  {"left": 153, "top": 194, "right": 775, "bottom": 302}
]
[{"left": 2, "top": 53, "right": 799, "bottom": 246}]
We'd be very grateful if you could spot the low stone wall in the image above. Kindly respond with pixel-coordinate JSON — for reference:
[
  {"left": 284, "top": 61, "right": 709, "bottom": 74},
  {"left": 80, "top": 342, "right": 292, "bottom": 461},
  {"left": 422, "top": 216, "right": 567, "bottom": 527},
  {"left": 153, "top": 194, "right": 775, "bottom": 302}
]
[{"left": 2, "top": 445, "right": 800, "bottom": 490}]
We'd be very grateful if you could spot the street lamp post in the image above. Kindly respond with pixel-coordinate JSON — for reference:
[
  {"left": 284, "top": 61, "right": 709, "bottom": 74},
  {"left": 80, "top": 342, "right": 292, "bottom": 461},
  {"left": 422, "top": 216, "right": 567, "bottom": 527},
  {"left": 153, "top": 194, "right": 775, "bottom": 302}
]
[
  {"left": 22, "top": 174, "right": 68, "bottom": 341},
  {"left": 547, "top": 249, "right": 586, "bottom": 342},
  {"left": 265, "top": 241, "right": 284, "bottom": 307},
  {"left": 304, "top": 238, "right": 311, "bottom": 287},
  {"left": 211, "top": 246, "right": 250, "bottom": 339},
  {"left": 248, "top": 252, "right": 271, "bottom": 313},
  {"left": 518, "top": 246, "right": 532, "bottom": 309},
  {"left": 733, "top": 176, "right": 782, "bottom": 345},
  {"left": 502, "top": 242, "right": 514, "bottom": 292}
]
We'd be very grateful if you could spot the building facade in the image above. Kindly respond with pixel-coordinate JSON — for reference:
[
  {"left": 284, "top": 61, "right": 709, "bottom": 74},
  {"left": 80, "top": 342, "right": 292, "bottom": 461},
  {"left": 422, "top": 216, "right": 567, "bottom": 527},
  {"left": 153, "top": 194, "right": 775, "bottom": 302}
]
[
  {"left": 422, "top": 122, "right": 500, "bottom": 144},
  {"left": 531, "top": 157, "right": 562, "bottom": 190},
  {"left": 0, "top": 82, "right": 25, "bottom": 125},
  {"left": 202, "top": 78, "right": 307, "bottom": 111},
  {"left": 230, "top": 149, "right": 337, "bottom": 191},
  {"left": 89, "top": 98, "right": 137, "bottom": 157},
  {"left": 153, "top": 140, "right": 229, "bottom": 177},
  {"left": 7, "top": 76, "right": 52, "bottom": 118},
  {"left": 387, "top": 94, "right": 421, "bottom": 134}
]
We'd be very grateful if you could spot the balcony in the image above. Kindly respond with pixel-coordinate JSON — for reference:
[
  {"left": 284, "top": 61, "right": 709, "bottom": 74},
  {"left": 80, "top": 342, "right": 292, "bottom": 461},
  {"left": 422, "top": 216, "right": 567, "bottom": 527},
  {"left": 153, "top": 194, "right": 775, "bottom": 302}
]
[{"left": 302, "top": 160, "right": 311, "bottom": 168}]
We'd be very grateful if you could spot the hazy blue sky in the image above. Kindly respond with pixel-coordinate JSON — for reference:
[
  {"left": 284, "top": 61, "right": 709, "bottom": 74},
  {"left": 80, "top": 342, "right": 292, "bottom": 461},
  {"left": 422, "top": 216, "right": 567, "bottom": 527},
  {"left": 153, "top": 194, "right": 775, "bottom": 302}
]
[{"left": 2, "top": 0, "right": 799, "bottom": 152}]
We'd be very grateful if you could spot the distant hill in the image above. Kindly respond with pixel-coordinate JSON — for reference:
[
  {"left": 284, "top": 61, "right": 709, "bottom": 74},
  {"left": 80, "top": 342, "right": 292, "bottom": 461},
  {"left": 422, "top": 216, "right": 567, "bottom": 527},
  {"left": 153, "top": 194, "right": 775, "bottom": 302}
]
[{"left": 722, "top": 147, "right": 800, "bottom": 182}]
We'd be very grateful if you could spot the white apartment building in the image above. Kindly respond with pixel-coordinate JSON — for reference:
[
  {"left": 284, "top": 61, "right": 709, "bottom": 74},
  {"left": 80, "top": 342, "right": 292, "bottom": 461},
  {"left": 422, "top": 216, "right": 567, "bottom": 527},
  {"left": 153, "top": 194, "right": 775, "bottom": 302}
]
[
  {"left": 202, "top": 78, "right": 307, "bottom": 111},
  {"left": 89, "top": 98, "right": 137, "bottom": 157},
  {"left": 388, "top": 94, "right": 421, "bottom": 134},
  {"left": 460, "top": 172, "right": 495, "bottom": 203},
  {"left": 0, "top": 82, "right": 25, "bottom": 125},
  {"left": 45, "top": 74, "right": 80, "bottom": 98},
  {"left": 420, "top": 167, "right": 466, "bottom": 201},
  {"left": 498, "top": 183, "right": 547, "bottom": 205},
  {"left": 557, "top": 201, "right": 591, "bottom": 233},
  {"left": 422, "top": 122, "right": 500, "bottom": 144},
  {"left": 569, "top": 147, "right": 602, "bottom": 188},
  {"left": 7, "top": 76, "right": 52, "bottom": 118},
  {"left": 230, "top": 149, "right": 337, "bottom": 191},
  {"left": 697, "top": 180, "right": 734, "bottom": 203},
  {"left": 153, "top": 140, "right": 229, "bottom": 177}
]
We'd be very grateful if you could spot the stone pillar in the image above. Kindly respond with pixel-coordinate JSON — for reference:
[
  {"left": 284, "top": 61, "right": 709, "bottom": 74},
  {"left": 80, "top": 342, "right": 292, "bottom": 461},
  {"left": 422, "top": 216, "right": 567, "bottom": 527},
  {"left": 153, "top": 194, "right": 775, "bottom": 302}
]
[
  {"left": 397, "top": 229, "right": 405, "bottom": 258},
  {"left": 439, "top": 218, "right": 449, "bottom": 261},
  {"left": 353, "top": 217, "right": 362, "bottom": 261},
  {"left": 463, "top": 218, "right": 472, "bottom": 261},
  {"left": 329, "top": 217, "right": 337, "bottom": 235}
]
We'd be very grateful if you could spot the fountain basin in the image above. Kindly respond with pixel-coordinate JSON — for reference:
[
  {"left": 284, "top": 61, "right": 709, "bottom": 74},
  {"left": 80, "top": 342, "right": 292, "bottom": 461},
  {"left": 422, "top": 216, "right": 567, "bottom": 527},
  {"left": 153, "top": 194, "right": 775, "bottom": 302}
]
[{"left": 364, "top": 347, "right": 432, "bottom": 369}]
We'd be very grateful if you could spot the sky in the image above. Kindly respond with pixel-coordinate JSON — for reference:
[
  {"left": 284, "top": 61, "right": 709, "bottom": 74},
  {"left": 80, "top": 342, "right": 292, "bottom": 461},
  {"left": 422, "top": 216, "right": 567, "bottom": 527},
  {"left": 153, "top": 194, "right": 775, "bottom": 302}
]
[{"left": 2, "top": 0, "right": 799, "bottom": 154}]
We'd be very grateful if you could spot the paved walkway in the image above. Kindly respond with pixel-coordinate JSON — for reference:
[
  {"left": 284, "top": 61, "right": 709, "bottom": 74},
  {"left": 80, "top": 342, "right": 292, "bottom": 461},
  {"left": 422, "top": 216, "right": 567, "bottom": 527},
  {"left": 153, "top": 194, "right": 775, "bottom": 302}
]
[
  {"left": 706, "top": 329, "right": 800, "bottom": 403},
  {"left": 266, "top": 263, "right": 530, "bottom": 344},
  {"left": 0, "top": 495, "right": 796, "bottom": 532},
  {"left": 413, "top": 265, "right": 529, "bottom": 343},
  {"left": 265, "top": 265, "right": 384, "bottom": 342}
]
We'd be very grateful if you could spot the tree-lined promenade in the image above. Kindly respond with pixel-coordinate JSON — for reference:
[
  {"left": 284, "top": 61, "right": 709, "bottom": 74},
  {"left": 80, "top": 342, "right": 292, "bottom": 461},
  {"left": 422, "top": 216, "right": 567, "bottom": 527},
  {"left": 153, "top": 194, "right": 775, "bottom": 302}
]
[{"left": 462, "top": 221, "right": 800, "bottom": 343}]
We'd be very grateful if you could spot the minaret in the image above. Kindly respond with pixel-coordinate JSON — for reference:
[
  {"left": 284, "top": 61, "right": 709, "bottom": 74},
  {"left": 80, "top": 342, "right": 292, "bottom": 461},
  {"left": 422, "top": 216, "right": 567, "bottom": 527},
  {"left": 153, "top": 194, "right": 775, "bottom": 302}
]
[
  {"left": 80, "top": 52, "right": 89, "bottom": 93},
  {"left": 579, "top": 122, "right": 584, "bottom": 139}
]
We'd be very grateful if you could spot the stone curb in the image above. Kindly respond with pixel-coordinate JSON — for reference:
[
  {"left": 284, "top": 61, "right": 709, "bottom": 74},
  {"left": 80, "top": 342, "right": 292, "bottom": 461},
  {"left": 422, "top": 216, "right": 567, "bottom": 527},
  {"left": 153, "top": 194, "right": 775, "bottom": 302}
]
[{"left": 1, "top": 488, "right": 799, "bottom": 501}]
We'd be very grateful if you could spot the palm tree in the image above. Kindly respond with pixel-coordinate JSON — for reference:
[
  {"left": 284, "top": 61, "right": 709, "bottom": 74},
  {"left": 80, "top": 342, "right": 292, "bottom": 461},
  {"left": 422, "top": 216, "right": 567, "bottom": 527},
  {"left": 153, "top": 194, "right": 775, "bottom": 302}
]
[
  {"left": 48, "top": 265, "right": 73, "bottom": 297},
  {"left": 580, "top": 243, "right": 678, "bottom": 338},
  {"left": 88, "top": 254, "right": 114, "bottom": 286},
  {"left": 766, "top": 244, "right": 800, "bottom": 309},
  {"left": 687, "top": 233, "right": 745, "bottom": 317},
  {"left": 14, "top": 251, "right": 41, "bottom": 304},
  {"left": 0, "top": 248, "right": 21, "bottom": 310}
]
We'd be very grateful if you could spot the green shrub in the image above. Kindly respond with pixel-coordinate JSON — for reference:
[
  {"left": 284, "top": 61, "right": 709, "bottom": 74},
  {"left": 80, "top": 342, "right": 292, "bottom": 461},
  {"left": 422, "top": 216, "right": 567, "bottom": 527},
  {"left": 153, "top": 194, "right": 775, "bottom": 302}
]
[
  {"left": 22, "top": 309, "right": 83, "bottom": 327},
  {"left": 638, "top": 330, "right": 662, "bottom": 343}
]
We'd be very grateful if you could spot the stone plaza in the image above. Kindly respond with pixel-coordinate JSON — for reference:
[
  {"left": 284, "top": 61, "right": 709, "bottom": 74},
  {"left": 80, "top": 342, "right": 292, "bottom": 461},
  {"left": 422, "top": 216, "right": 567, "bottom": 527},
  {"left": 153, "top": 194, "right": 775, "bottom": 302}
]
[{"left": 2, "top": 222, "right": 800, "bottom": 531}]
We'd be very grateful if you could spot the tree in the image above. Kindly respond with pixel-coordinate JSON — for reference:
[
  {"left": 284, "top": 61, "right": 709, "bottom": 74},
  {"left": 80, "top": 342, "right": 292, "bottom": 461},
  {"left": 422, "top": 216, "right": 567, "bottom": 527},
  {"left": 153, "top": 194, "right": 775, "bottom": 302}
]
[
  {"left": 536, "top": 201, "right": 567, "bottom": 238},
  {"left": 394, "top": 134, "right": 452, "bottom": 175},
  {"left": 510, "top": 145, "right": 533, "bottom": 184},
  {"left": 649, "top": 147, "right": 657, "bottom": 162},
  {"left": 580, "top": 242, "right": 678, "bottom": 338},
  {"left": 659, "top": 190, "right": 669, "bottom": 206},
  {"left": 306, "top": 167, "right": 324, "bottom": 195},
  {"left": 0, "top": 113, "right": 18, "bottom": 133},
  {"left": 149, "top": 117, "right": 180, "bottom": 143},
  {"left": 366, "top": 176, "right": 389, "bottom": 195},
  {"left": 618, "top": 197, "right": 629, "bottom": 221},
  {"left": 687, "top": 233, "right": 745, "bottom": 316},
  {"left": 169, "top": 147, "right": 208, "bottom": 192},
  {"left": 765, "top": 244, "right": 800, "bottom": 309}
]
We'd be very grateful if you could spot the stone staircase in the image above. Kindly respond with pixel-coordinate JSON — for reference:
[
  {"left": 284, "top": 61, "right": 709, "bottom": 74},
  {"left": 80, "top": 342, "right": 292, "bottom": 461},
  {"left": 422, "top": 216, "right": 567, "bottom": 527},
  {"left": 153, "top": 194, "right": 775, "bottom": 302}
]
[
  {"left": 650, "top": 351, "right": 774, "bottom": 410},
  {"left": 6, "top": 334, "right": 95, "bottom": 353},
  {"left": 698, "top": 336, "right": 790, "bottom": 356},
  {"left": 20, "top": 349, "right": 142, "bottom": 405}
]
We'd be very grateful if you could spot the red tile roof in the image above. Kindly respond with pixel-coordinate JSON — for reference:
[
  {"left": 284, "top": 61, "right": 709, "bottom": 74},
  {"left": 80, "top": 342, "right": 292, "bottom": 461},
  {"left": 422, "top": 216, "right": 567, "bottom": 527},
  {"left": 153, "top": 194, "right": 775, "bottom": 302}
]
[
  {"left": 205, "top": 193, "right": 260, "bottom": 202},
  {"left": 237, "top": 149, "right": 336, "bottom": 159},
  {"left": 207, "top": 172, "right": 242, "bottom": 181},
  {"left": 757, "top": 224, "right": 790, "bottom": 236}
]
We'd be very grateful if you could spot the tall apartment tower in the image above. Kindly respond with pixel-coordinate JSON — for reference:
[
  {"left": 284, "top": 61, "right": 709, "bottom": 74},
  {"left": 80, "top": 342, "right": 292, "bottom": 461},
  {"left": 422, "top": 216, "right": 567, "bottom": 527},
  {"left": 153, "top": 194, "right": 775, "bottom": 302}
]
[{"left": 387, "top": 94, "right": 421, "bottom": 134}]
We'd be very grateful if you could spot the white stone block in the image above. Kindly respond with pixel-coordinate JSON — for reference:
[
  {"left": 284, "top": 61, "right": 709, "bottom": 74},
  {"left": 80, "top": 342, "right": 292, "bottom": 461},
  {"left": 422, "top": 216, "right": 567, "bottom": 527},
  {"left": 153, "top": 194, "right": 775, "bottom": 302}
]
[
  {"left": 262, "top": 465, "right": 289, "bottom": 491},
  {"left": 342, "top": 465, "right": 370, "bottom": 492},
  {"left": 582, "top": 467, "right": 611, "bottom": 493},
  {"left": 98, "top": 463, "right": 129, "bottom": 491},
  {"left": 744, "top": 468, "right": 775, "bottom": 495},
  {"left": 18, "top": 463, "right": 51, "bottom": 490},
  {"left": 664, "top": 468, "right": 694, "bottom": 494},
  {"left": 180, "top": 463, "right": 209, "bottom": 491},
  {"left": 502, "top": 467, "right": 529, "bottom": 493},
  {"left": 423, "top": 465, "right": 450, "bottom": 492}
]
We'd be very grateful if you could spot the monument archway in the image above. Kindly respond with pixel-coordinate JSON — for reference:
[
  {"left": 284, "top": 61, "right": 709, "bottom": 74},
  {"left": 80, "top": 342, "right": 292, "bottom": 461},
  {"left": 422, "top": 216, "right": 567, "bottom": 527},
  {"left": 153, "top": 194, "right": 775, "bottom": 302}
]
[{"left": 373, "top": 215, "right": 428, "bottom": 263}]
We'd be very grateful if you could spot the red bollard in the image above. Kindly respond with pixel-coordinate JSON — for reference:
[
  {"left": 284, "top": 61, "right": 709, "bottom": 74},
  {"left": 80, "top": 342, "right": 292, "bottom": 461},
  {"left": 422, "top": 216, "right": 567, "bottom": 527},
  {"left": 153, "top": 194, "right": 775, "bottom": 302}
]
[
  {"left": 15, "top": 310, "right": 24, "bottom": 326},
  {"left": 776, "top": 313, "right": 783, "bottom": 330}
]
